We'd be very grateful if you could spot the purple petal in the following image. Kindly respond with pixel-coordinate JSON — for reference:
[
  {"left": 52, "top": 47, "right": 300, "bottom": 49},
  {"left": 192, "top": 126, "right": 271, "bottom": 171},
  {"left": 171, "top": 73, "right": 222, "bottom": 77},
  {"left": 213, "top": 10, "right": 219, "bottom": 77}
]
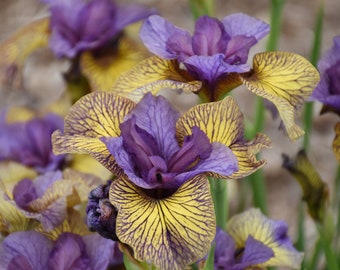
[
  {"left": 175, "top": 142, "right": 238, "bottom": 183},
  {"left": 126, "top": 93, "right": 181, "bottom": 161},
  {"left": 83, "top": 234, "right": 122, "bottom": 269},
  {"left": 47, "top": 233, "right": 90, "bottom": 270},
  {"left": 114, "top": 4, "right": 157, "bottom": 31},
  {"left": 222, "top": 13, "right": 270, "bottom": 41},
  {"left": 192, "top": 16, "right": 229, "bottom": 56},
  {"left": 184, "top": 54, "right": 250, "bottom": 84},
  {"left": 13, "top": 178, "right": 38, "bottom": 209},
  {"left": 214, "top": 227, "right": 236, "bottom": 268},
  {"left": 140, "top": 15, "right": 193, "bottom": 60},
  {"left": 33, "top": 170, "right": 63, "bottom": 197},
  {"left": 311, "top": 36, "right": 340, "bottom": 112},
  {"left": 238, "top": 235, "right": 274, "bottom": 268},
  {"left": 0, "top": 231, "right": 53, "bottom": 270},
  {"left": 224, "top": 35, "right": 257, "bottom": 65}
]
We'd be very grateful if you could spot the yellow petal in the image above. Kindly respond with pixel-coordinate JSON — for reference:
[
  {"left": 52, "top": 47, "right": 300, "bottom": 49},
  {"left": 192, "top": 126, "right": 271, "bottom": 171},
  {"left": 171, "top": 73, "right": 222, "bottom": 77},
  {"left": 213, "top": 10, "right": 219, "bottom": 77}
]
[
  {"left": 0, "top": 196, "right": 38, "bottom": 235},
  {"left": 333, "top": 122, "right": 340, "bottom": 164},
  {"left": 110, "top": 175, "right": 215, "bottom": 270},
  {"left": 0, "top": 161, "right": 37, "bottom": 199},
  {"left": 80, "top": 36, "right": 150, "bottom": 91},
  {"left": 52, "top": 92, "right": 136, "bottom": 174},
  {"left": 176, "top": 97, "right": 271, "bottom": 179},
  {"left": 240, "top": 51, "right": 320, "bottom": 141},
  {"left": 112, "top": 56, "right": 202, "bottom": 102},
  {"left": 0, "top": 17, "right": 50, "bottom": 87}
]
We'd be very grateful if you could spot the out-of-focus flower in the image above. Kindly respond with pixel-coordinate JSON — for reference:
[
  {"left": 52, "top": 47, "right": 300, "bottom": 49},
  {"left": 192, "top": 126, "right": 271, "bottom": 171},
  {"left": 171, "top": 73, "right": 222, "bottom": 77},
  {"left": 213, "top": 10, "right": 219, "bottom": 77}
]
[
  {"left": 214, "top": 208, "right": 303, "bottom": 270},
  {"left": 43, "top": 0, "right": 156, "bottom": 58},
  {"left": 282, "top": 150, "right": 329, "bottom": 222},
  {"left": 0, "top": 0, "right": 156, "bottom": 94},
  {"left": 0, "top": 110, "right": 65, "bottom": 173},
  {"left": 0, "top": 230, "right": 121, "bottom": 270},
  {"left": 113, "top": 14, "right": 319, "bottom": 141},
  {"left": 0, "top": 169, "right": 102, "bottom": 233},
  {"left": 311, "top": 36, "right": 340, "bottom": 115},
  {"left": 52, "top": 92, "right": 270, "bottom": 269}
]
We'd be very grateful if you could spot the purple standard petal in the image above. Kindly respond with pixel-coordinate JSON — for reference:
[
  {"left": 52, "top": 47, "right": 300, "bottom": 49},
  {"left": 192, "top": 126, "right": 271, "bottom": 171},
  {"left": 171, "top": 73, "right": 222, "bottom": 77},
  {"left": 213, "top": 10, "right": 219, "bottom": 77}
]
[
  {"left": 184, "top": 54, "right": 250, "bottom": 84},
  {"left": 47, "top": 233, "right": 90, "bottom": 270},
  {"left": 222, "top": 13, "right": 270, "bottom": 42},
  {"left": 0, "top": 231, "right": 53, "bottom": 270},
  {"left": 192, "top": 16, "right": 229, "bottom": 56},
  {"left": 214, "top": 228, "right": 237, "bottom": 269},
  {"left": 140, "top": 15, "right": 193, "bottom": 60}
]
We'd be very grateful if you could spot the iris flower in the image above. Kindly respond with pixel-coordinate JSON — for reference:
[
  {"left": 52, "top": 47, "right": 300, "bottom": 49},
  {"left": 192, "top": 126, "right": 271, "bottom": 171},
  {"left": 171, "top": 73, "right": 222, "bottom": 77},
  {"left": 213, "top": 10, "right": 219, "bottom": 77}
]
[
  {"left": 0, "top": 169, "right": 102, "bottom": 233},
  {"left": 0, "top": 208, "right": 122, "bottom": 270},
  {"left": 0, "top": 110, "right": 65, "bottom": 174},
  {"left": 112, "top": 14, "right": 319, "bottom": 141},
  {"left": 0, "top": 0, "right": 156, "bottom": 91},
  {"left": 52, "top": 92, "right": 270, "bottom": 269},
  {"left": 214, "top": 208, "right": 303, "bottom": 270},
  {"left": 311, "top": 36, "right": 340, "bottom": 115}
]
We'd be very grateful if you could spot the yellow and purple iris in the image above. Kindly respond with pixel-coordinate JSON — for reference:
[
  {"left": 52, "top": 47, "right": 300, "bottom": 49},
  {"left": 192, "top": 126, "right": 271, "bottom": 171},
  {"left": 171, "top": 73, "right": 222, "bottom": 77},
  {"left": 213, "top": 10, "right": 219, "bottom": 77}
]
[
  {"left": 52, "top": 92, "right": 270, "bottom": 269},
  {"left": 214, "top": 208, "right": 303, "bottom": 270},
  {"left": 113, "top": 14, "right": 320, "bottom": 141}
]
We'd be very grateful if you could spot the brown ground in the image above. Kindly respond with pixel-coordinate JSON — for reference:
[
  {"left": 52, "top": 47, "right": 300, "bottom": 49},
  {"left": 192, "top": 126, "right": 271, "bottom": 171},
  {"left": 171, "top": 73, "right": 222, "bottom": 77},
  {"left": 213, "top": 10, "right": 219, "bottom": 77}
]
[{"left": 1, "top": 0, "right": 339, "bottom": 268}]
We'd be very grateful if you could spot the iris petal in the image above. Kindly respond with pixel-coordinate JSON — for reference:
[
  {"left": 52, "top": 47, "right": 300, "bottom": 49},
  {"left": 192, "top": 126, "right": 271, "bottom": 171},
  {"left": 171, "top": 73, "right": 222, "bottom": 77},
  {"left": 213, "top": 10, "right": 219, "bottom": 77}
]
[
  {"left": 110, "top": 174, "right": 215, "bottom": 270},
  {"left": 80, "top": 36, "right": 150, "bottom": 91},
  {"left": 52, "top": 92, "right": 136, "bottom": 174},
  {"left": 240, "top": 51, "right": 320, "bottom": 141},
  {"left": 227, "top": 208, "right": 304, "bottom": 269},
  {"left": 112, "top": 56, "right": 201, "bottom": 102},
  {"left": 176, "top": 96, "right": 271, "bottom": 178}
]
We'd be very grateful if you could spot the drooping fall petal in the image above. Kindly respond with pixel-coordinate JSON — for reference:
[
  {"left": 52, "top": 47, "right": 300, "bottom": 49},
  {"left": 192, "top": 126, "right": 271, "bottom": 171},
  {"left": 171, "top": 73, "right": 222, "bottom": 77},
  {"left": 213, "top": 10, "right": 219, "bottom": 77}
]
[
  {"left": 240, "top": 51, "right": 320, "bottom": 141},
  {"left": 110, "top": 174, "right": 215, "bottom": 270}
]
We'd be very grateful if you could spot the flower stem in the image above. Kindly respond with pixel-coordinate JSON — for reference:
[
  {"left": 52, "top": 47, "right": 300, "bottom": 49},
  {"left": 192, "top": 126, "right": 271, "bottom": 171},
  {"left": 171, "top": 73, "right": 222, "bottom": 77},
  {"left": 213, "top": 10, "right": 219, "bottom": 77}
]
[
  {"left": 303, "top": 1, "right": 324, "bottom": 151},
  {"left": 266, "top": 0, "right": 285, "bottom": 52},
  {"left": 189, "top": 0, "right": 214, "bottom": 19},
  {"left": 209, "top": 178, "right": 228, "bottom": 231}
]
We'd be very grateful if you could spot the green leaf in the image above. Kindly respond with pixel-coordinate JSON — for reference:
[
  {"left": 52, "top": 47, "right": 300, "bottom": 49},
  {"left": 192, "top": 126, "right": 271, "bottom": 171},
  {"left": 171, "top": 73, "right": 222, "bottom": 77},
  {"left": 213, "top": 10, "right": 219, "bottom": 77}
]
[{"left": 202, "top": 244, "right": 215, "bottom": 270}]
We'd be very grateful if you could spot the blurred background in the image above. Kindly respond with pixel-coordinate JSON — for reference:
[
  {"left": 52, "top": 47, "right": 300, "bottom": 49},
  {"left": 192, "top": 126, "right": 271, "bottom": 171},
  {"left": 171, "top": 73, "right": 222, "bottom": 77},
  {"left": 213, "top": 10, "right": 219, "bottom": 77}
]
[{"left": 1, "top": 0, "right": 340, "bottom": 265}]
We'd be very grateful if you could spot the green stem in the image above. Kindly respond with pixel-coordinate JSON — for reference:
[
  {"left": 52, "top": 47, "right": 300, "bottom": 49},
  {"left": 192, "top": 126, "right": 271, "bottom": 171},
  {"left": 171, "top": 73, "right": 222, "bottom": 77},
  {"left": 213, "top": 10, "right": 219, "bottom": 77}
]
[
  {"left": 209, "top": 178, "right": 228, "bottom": 230},
  {"left": 317, "top": 222, "right": 339, "bottom": 270},
  {"left": 303, "top": 1, "right": 324, "bottom": 151},
  {"left": 308, "top": 239, "right": 323, "bottom": 270},
  {"left": 189, "top": 0, "right": 214, "bottom": 19},
  {"left": 266, "top": 0, "right": 285, "bottom": 51}
]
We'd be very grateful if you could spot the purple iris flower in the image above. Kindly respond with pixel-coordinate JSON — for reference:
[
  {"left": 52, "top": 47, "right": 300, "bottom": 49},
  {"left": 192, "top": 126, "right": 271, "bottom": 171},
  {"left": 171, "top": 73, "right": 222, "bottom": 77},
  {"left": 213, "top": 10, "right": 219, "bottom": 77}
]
[
  {"left": 311, "top": 36, "right": 340, "bottom": 114},
  {"left": 0, "top": 231, "right": 122, "bottom": 270},
  {"left": 214, "top": 228, "right": 274, "bottom": 270},
  {"left": 101, "top": 93, "right": 237, "bottom": 195},
  {"left": 0, "top": 111, "right": 65, "bottom": 173},
  {"left": 44, "top": 0, "right": 156, "bottom": 58},
  {"left": 140, "top": 14, "right": 269, "bottom": 87}
]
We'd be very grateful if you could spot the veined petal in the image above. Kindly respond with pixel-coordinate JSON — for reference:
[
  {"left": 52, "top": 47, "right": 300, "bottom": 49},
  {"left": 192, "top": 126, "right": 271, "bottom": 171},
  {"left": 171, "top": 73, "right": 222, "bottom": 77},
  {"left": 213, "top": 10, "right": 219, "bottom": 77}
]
[
  {"left": 110, "top": 175, "right": 215, "bottom": 270},
  {"left": 333, "top": 122, "right": 340, "bottom": 164},
  {"left": 0, "top": 17, "right": 50, "bottom": 86},
  {"left": 227, "top": 208, "right": 304, "bottom": 269},
  {"left": 52, "top": 92, "right": 136, "bottom": 174},
  {"left": 80, "top": 36, "right": 150, "bottom": 91},
  {"left": 240, "top": 51, "right": 320, "bottom": 141},
  {"left": 176, "top": 96, "right": 271, "bottom": 179},
  {"left": 112, "top": 56, "right": 201, "bottom": 102}
]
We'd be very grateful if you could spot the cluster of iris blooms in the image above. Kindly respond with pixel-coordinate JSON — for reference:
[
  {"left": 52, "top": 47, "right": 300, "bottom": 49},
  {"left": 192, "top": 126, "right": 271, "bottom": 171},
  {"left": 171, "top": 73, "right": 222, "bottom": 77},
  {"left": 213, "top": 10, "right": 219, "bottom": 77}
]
[{"left": 0, "top": 0, "right": 338, "bottom": 269}]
